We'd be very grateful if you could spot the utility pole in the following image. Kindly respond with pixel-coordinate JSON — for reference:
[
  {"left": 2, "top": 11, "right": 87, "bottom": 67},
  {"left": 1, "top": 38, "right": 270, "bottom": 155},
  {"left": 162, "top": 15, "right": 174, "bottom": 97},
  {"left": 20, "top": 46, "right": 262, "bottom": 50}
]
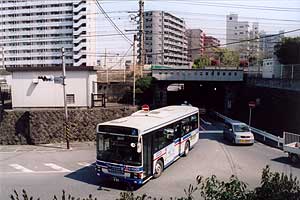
[
  {"left": 62, "top": 47, "right": 70, "bottom": 150},
  {"left": 139, "top": 0, "right": 145, "bottom": 77},
  {"left": 1, "top": 47, "right": 4, "bottom": 69},
  {"left": 123, "top": 56, "right": 126, "bottom": 83},
  {"left": 133, "top": 35, "right": 137, "bottom": 106},
  {"left": 104, "top": 48, "right": 108, "bottom": 83}
]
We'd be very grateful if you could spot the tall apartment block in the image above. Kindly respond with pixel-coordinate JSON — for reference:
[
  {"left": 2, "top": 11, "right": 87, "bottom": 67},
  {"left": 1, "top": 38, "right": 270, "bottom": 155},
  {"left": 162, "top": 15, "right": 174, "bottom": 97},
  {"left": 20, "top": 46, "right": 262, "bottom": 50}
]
[
  {"left": 226, "top": 14, "right": 259, "bottom": 61},
  {"left": 186, "top": 29, "right": 205, "bottom": 62},
  {"left": 143, "top": 11, "right": 189, "bottom": 67},
  {"left": 0, "top": 0, "right": 96, "bottom": 68}
]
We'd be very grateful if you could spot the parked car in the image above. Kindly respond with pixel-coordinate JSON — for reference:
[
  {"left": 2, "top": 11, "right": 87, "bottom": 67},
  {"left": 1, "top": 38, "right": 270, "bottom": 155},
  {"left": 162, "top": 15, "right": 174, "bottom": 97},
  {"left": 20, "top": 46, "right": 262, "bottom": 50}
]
[
  {"left": 283, "top": 132, "right": 300, "bottom": 164},
  {"left": 223, "top": 120, "right": 254, "bottom": 145}
]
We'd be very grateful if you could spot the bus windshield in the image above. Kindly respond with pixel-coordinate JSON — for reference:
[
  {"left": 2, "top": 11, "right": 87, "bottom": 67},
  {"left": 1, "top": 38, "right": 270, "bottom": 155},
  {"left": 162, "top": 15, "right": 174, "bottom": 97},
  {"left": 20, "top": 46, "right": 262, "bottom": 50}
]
[
  {"left": 233, "top": 124, "right": 250, "bottom": 132},
  {"left": 97, "top": 133, "right": 141, "bottom": 166}
]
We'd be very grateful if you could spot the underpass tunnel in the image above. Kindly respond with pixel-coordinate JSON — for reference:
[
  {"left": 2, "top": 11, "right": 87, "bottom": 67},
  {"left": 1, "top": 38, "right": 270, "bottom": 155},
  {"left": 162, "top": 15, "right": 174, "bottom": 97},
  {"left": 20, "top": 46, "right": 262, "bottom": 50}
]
[{"left": 167, "top": 82, "right": 226, "bottom": 112}]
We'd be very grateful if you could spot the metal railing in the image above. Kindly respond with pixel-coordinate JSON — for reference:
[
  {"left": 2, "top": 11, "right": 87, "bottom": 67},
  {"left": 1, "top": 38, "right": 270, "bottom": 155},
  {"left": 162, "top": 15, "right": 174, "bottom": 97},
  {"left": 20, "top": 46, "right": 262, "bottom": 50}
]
[
  {"left": 284, "top": 132, "right": 300, "bottom": 145},
  {"left": 214, "top": 112, "right": 284, "bottom": 148}
]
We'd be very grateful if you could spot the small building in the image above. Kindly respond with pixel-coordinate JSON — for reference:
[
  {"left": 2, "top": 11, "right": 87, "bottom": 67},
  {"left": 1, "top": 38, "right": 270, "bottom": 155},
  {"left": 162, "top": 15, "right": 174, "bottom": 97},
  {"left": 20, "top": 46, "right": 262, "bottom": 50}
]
[
  {"left": 6, "top": 66, "right": 97, "bottom": 109},
  {"left": 0, "top": 69, "right": 12, "bottom": 87},
  {"left": 262, "top": 58, "right": 281, "bottom": 79}
]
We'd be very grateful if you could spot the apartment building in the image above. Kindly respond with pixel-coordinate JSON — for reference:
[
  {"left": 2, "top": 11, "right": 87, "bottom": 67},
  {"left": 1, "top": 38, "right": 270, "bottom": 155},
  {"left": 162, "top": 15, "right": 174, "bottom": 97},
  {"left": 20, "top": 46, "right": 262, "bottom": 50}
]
[
  {"left": 259, "top": 30, "right": 284, "bottom": 59},
  {"left": 186, "top": 29, "right": 205, "bottom": 62},
  {"left": 143, "top": 11, "right": 189, "bottom": 67},
  {"left": 204, "top": 35, "right": 220, "bottom": 59},
  {"left": 0, "top": 0, "right": 96, "bottom": 68},
  {"left": 226, "top": 14, "right": 259, "bottom": 61}
]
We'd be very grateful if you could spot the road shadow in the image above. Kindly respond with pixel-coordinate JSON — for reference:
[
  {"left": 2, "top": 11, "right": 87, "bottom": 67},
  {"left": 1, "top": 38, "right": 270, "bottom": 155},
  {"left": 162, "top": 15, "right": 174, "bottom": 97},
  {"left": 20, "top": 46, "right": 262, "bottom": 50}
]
[
  {"left": 271, "top": 157, "right": 300, "bottom": 169},
  {"left": 199, "top": 132, "right": 254, "bottom": 147},
  {"left": 64, "top": 164, "right": 142, "bottom": 192}
]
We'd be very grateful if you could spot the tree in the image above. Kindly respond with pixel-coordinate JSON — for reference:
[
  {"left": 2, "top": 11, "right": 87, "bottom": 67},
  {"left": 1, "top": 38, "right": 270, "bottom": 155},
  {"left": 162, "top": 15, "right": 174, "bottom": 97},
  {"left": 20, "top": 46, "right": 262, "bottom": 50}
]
[
  {"left": 275, "top": 37, "right": 300, "bottom": 64},
  {"left": 135, "top": 77, "right": 156, "bottom": 105},
  {"left": 215, "top": 48, "right": 240, "bottom": 67},
  {"left": 192, "top": 56, "right": 211, "bottom": 68}
]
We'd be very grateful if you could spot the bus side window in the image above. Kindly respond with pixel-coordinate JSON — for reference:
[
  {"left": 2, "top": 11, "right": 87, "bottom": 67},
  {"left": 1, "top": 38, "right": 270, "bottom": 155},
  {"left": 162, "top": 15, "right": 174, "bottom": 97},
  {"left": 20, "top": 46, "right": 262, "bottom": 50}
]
[
  {"left": 174, "top": 123, "right": 181, "bottom": 139},
  {"left": 153, "top": 128, "right": 173, "bottom": 152},
  {"left": 181, "top": 117, "right": 191, "bottom": 135},
  {"left": 190, "top": 114, "right": 198, "bottom": 130}
]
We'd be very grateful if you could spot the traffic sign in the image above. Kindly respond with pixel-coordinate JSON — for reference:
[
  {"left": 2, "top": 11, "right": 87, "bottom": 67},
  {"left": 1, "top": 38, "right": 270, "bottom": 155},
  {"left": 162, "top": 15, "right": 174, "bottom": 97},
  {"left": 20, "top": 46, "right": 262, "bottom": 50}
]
[
  {"left": 142, "top": 104, "right": 150, "bottom": 112},
  {"left": 248, "top": 101, "right": 256, "bottom": 108}
]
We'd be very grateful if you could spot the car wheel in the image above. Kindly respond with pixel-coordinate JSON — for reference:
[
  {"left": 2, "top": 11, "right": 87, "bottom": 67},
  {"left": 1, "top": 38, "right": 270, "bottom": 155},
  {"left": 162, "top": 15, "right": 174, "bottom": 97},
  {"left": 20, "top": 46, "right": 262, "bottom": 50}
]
[
  {"left": 290, "top": 154, "right": 299, "bottom": 164},
  {"left": 153, "top": 160, "right": 163, "bottom": 179},
  {"left": 183, "top": 141, "right": 190, "bottom": 156}
]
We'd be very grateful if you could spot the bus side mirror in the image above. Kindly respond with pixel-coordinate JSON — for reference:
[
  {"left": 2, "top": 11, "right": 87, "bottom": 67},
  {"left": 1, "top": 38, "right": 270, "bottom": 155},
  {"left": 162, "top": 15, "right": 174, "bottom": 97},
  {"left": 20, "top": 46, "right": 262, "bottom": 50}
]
[{"left": 137, "top": 142, "right": 142, "bottom": 153}]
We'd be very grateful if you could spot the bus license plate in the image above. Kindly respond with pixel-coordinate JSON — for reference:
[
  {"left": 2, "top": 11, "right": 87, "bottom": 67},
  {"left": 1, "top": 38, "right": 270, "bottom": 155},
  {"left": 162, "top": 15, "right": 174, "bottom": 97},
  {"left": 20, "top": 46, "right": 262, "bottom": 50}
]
[{"left": 112, "top": 177, "right": 120, "bottom": 182}]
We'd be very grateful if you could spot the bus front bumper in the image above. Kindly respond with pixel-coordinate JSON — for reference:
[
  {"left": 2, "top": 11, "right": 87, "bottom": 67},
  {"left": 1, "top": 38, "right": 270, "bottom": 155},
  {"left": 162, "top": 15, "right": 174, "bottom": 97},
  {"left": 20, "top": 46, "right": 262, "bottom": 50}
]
[{"left": 96, "top": 171, "right": 144, "bottom": 185}]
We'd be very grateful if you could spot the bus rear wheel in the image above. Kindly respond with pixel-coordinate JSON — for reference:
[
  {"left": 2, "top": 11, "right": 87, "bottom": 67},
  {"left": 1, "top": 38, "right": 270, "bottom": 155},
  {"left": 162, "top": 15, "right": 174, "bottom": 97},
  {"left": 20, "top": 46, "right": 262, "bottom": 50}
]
[
  {"left": 183, "top": 141, "right": 190, "bottom": 156},
  {"left": 153, "top": 160, "right": 163, "bottom": 179}
]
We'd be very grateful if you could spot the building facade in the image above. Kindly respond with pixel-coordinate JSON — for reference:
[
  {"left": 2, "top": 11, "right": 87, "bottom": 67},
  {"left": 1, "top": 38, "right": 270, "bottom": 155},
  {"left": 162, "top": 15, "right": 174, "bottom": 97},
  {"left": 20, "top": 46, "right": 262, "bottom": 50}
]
[
  {"left": 204, "top": 35, "right": 220, "bottom": 59},
  {"left": 186, "top": 29, "right": 205, "bottom": 62},
  {"left": 7, "top": 66, "right": 97, "bottom": 108},
  {"left": 143, "top": 11, "right": 189, "bottom": 68},
  {"left": 259, "top": 31, "right": 284, "bottom": 59},
  {"left": 0, "top": 0, "right": 96, "bottom": 68},
  {"left": 226, "top": 14, "right": 259, "bottom": 61}
]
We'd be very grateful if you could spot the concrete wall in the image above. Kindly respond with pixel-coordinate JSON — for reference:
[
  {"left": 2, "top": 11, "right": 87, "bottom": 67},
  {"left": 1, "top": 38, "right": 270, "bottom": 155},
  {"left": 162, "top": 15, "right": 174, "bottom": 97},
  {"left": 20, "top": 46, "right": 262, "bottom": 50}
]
[
  {"left": 12, "top": 71, "right": 96, "bottom": 108},
  {"left": 0, "top": 107, "right": 136, "bottom": 145}
]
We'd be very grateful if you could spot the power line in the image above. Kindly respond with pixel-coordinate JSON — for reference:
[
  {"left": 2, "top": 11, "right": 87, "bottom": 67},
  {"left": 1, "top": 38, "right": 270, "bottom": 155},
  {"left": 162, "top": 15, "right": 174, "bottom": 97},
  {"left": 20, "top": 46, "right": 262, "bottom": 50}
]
[{"left": 94, "top": 0, "right": 133, "bottom": 44}]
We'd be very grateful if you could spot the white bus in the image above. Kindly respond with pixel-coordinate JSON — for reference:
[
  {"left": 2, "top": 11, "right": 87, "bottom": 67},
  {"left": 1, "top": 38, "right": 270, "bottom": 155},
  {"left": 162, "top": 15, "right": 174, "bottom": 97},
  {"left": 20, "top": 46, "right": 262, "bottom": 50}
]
[{"left": 96, "top": 105, "right": 199, "bottom": 185}]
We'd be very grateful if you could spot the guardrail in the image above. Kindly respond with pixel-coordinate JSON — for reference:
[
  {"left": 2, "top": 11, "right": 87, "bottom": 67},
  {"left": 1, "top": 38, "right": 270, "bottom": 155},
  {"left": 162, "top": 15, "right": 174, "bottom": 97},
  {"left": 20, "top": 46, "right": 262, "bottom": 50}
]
[{"left": 214, "top": 112, "right": 284, "bottom": 148}]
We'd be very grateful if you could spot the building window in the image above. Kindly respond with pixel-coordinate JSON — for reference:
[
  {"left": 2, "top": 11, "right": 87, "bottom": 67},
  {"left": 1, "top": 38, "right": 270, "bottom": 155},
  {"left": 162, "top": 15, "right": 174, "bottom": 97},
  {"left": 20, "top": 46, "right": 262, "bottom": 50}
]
[
  {"left": 66, "top": 94, "right": 75, "bottom": 104},
  {"left": 229, "top": 17, "right": 232, "bottom": 20}
]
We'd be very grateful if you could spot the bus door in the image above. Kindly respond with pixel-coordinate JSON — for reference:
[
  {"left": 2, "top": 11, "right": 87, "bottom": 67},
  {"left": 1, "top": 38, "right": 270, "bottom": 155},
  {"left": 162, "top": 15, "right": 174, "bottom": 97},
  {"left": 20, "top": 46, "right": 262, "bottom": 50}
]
[
  {"left": 142, "top": 134, "right": 153, "bottom": 177},
  {"left": 174, "top": 123, "right": 182, "bottom": 156}
]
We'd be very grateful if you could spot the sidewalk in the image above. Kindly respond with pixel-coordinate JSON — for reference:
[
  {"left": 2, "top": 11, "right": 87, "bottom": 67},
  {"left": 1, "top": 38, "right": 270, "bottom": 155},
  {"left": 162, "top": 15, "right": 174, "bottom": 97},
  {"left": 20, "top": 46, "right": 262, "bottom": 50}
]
[{"left": 0, "top": 142, "right": 95, "bottom": 153}]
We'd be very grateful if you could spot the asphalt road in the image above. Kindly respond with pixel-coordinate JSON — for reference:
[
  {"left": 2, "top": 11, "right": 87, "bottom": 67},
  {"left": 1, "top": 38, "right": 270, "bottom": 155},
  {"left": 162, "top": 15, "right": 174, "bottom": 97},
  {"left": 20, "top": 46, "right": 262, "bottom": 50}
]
[{"left": 1, "top": 123, "right": 299, "bottom": 199}]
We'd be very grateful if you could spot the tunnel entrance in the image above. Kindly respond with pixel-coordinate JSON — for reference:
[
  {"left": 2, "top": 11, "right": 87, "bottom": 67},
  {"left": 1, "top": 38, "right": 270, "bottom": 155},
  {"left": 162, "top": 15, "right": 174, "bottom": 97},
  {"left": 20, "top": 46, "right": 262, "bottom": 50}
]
[{"left": 167, "top": 82, "right": 226, "bottom": 112}]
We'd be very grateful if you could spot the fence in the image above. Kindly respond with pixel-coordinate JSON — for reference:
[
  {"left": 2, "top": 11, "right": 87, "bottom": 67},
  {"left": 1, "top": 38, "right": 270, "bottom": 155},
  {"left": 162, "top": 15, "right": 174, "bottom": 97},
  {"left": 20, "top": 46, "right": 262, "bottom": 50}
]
[
  {"left": 247, "top": 64, "right": 300, "bottom": 80},
  {"left": 284, "top": 132, "right": 300, "bottom": 145}
]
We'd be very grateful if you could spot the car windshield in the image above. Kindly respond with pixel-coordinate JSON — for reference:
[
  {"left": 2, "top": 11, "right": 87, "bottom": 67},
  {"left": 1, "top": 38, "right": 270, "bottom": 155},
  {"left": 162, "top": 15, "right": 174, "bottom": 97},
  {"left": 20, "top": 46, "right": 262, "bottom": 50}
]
[
  {"left": 233, "top": 124, "right": 250, "bottom": 132},
  {"left": 97, "top": 133, "right": 141, "bottom": 166}
]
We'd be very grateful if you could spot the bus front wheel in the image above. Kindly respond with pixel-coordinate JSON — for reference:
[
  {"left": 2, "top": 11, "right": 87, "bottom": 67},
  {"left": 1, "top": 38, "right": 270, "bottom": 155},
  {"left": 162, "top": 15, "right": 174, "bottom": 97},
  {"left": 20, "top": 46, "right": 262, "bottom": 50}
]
[
  {"left": 153, "top": 160, "right": 164, "bottom": 179},
  {"left": 183, "top": 141, "right": 190, "bottom": 156}
]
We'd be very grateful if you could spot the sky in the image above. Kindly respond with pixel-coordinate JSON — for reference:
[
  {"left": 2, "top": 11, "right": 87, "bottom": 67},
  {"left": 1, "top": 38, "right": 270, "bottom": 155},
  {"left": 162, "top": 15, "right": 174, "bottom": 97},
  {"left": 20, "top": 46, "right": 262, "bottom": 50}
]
[{"left": 96, "top": 0, "right": 300, "bottom": 68}]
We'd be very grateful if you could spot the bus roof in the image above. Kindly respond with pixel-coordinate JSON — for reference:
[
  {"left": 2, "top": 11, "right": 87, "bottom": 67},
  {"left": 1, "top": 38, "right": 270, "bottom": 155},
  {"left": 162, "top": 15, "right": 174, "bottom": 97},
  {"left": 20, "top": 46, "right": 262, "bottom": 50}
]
[{"left": 97, "top": 105, "right": 199, "bottom": 134}]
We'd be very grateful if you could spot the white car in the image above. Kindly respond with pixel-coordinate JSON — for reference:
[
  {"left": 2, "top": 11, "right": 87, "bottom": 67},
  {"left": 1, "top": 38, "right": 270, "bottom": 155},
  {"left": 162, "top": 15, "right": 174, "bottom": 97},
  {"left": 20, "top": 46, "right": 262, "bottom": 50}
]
[{"left": 223, "top": 120, "right": 254, "bottom": 145}]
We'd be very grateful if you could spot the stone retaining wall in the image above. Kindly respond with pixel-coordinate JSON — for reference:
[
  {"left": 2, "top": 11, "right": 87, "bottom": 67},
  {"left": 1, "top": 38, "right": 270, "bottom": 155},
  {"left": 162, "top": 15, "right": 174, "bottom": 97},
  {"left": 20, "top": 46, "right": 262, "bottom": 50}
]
[{"left": 0, "top": 107, "right": 136, "bottom": 145}]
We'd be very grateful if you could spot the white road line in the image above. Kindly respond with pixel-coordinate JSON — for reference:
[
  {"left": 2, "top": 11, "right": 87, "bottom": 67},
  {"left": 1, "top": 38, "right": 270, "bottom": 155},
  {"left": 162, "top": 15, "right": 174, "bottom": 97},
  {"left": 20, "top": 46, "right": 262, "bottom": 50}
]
[
  {"left": 9, "top": 164, "right": 34, "bottom": 173},
  {"left": 44, "top": 163, "right": 71, "bottom": 172},
  {"left": 77, "top": 162, "right": 92, "bottom": 167}
]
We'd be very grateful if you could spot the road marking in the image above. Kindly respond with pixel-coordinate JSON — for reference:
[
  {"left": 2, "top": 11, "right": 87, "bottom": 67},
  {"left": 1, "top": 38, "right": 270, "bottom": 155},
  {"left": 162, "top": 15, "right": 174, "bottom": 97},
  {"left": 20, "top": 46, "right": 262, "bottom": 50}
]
[
  {"left": 77, "top": 162, "right": 93, "bottom": 167},
  {"left": 9, "top": 164, "right": 34, "bottom": 173},
  {"left": 44, "top": 163, "right": 71, "bottom": 172}
]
